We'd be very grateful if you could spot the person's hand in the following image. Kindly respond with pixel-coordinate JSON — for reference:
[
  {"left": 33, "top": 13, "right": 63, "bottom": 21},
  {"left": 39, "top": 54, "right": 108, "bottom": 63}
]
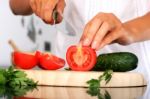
[
  {"left": 80, "top": 12, "right": 137, "bottom": 50},
  {"left": 30, "top": 0, "right": 65, "bottom": 24}
]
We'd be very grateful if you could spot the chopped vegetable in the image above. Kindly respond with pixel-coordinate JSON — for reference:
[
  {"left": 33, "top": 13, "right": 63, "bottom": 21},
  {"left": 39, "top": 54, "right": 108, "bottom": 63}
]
[
  {"left": 12, "top": 51, "right": 39, "bottom": 69},
  {"left": 66, "top": 45, "right": 97, "bottom": 71},
  {"left": 39, "top": 53, "right": 65, "bottom": 70}
]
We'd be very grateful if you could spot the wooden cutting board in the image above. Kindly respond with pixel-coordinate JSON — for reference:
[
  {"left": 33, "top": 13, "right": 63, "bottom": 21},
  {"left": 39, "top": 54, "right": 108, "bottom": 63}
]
[
  {"left": 22, "top": 70, "right": 147, "bottom": 87},
  {"left": 24, "top": 86, "right": 146, "bottom": 99}
]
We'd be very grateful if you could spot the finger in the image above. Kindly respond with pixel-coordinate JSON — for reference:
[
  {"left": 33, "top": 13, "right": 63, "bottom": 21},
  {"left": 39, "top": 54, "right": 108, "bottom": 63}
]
[
  {"left": 56, "top": 0, "right": 66, "bottom": 23},
  {"left": 80, "top": 13, "right": 106, "bottom": 44},
  {"left": 43, "top": 0, "right": 56, "bottom": 24},
  {"left": 91, "top": 21, "right": 115, "bottom": 49},
  {"left": 40, "top": 0, "right": 45, "bottom": 19},
  {"left": 81, "top": 18, "right": 103, "bottom": 46},
  {"left": 30, "top": 0, "right": 36, "bottom": 13},
  {"left": 35, "top": 0, "right": 41, "bottom": 16},
  {"left": 97, "top": 29, "right": 121, "bottom": 50},
  {"left": 79, "top": 23, "right": 90, "bottom": 44}
]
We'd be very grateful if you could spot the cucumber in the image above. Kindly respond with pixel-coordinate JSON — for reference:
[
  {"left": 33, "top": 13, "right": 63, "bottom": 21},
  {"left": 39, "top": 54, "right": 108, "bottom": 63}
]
[{"left": 92, "top": 52, "right": 138, "bottom": 72}]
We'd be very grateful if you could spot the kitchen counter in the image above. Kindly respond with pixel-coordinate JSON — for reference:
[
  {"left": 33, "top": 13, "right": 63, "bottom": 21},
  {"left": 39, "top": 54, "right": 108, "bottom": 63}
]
[
  {"left": 1, "top": 85, "right": 149, "bottom": 99},
  {"left": 0, "top": 67, "right": 149, "bottom": 99}
]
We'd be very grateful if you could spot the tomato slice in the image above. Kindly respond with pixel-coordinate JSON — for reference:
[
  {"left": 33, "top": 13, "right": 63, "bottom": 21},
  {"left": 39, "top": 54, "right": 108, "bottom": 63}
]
[
  {"left": 13, "top": 97, "right": 35, "bottom": 99},
  {"left": 13, "top": 51, "right": 39, "bottom": 69},
  {"left": 66, "top": 45, "right": 97, "bottom": 71},
  {"left": 39, "top": 53, "right": 65, "bottom": 70}
]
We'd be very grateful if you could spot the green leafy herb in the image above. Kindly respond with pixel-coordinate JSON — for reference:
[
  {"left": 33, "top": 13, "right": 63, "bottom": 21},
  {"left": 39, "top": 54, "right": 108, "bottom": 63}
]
[
  {"left": 86, "top": 70, "right": 113, "bottom": 99},
  {"left": 64, "top": 67, "right": 71, "bottom": 71},
  {"left": 104, "top": 91, "right": 111, "bottom": 99},
  {"left": 0, "top": 66, "right": 37, "bottom": 98},
  {"left": 0, "top": 66, "right": 37, "bottom": 88},
  {"left": 99, "top": 70, "right": 113, "bottom": 84},
  {"left": 0, "top": 84, "right": 36, "bottom": 98},
  {"left": 0, "top": 73, "right": 6, "bottom": 85}
]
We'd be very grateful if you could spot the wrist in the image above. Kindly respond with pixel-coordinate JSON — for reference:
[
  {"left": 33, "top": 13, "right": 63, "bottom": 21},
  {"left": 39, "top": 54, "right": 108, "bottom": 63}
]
[
  {"left": 123, "top": 14, "right": 150, "bottom": 43},
  {"left": 123, "top": 21, "right": 140, "bottom": 43}
]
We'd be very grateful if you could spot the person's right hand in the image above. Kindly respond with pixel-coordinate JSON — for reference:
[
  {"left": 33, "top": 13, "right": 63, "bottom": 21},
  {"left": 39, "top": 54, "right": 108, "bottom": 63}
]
[{"left": 30, "top": 0, "right": 65, "bottom": 24}]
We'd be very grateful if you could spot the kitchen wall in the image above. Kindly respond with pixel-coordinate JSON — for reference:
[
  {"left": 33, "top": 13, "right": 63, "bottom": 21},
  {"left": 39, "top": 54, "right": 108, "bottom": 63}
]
[{"left": 0, "top": 0, "right": 59, "bottom": 66}]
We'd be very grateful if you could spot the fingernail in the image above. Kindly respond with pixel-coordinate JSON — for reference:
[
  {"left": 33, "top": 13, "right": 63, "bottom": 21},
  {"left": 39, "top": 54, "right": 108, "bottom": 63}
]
[
  {"left": 83, "top": 38, "right": 90, "bottom": 46},
  {"left": 92, "top": 41, "right": 98, "bottom": 49}
]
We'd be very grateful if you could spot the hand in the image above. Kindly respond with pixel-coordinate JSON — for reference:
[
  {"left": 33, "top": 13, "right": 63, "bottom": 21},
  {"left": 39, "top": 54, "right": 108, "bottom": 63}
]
[
  {"left": 80, "top": 12, "right": 136, "bottom": 50},
  {"left": 30, "top": 0, "right": 65, "bottom": 24}
]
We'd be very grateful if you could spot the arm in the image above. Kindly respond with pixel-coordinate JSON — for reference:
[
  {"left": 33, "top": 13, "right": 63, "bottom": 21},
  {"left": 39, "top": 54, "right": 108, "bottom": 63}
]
[
  {"left": 9, "top": 0, "right": 33, "bottom": 15},
  {"left": 123, "top": 12, "right": 150, "bottom": 43},
  {"left": 80, "top": 12, "right": 150, "bottom": 50}
]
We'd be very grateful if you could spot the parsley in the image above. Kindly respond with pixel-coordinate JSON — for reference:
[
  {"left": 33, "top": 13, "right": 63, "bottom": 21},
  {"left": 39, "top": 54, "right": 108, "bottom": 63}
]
[
  {"left": 0, "top": 66, "right": 37, "bottom": 97},
  {"left": 64, "top": 67, "right": 71, "bottom": 71},
  {"left": 0, "top": 84, "right": 36, "bottom": 98},
  {"left": 87, "top": 70, "right": 113, "bottom": 99},
  {"left": 0, "top": 66, "right": 37, "bottom": 88}
]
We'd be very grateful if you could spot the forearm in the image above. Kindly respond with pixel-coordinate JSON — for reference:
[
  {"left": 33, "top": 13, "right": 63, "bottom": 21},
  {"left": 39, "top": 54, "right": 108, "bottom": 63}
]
[
  {"left": 9, "top": 0, "right": 33, "bottom": 15},
  {"left": 123, "top": 12, "right": 150, "bottom": 42}
]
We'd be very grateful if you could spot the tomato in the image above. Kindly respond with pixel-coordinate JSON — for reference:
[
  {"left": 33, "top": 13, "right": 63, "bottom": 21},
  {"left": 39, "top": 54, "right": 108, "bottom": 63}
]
[
  {"left": 12, "top": 51, "right": 39, "bottom": 69},
  {"left": 66, "top": 45, "right": 97, "bottom": 71},
  {"left": 13, "top": 97, "right": 36, "bottom": 99},
  {"left": 39, "top": 53, "right": 65, "bottom": 70}
]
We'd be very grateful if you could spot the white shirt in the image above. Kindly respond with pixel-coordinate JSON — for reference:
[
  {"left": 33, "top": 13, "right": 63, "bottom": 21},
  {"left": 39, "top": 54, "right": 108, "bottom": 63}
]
[{"left": 53, "top": 0, "right": 150, "bottom": 82}]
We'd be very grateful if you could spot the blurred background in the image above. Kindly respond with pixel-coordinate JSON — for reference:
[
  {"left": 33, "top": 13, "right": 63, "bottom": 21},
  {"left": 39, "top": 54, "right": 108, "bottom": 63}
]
[{"left": 0, "top": 0, "right": 60, "bottom": 66}]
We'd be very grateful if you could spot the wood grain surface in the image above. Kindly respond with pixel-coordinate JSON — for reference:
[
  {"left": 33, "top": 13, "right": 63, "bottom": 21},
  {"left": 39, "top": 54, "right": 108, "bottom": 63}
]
[
  {"left": 22, "top": 70, "right": 147, "bottom": 87},
  {"left": 23, "top": 86, "right": 146, "bottom": 99}
]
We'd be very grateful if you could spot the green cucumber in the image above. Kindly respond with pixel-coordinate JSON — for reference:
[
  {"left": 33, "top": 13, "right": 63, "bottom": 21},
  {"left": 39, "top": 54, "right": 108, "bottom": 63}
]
[{"left": 92, "top": 52, "right": 138, "bottom": 72}]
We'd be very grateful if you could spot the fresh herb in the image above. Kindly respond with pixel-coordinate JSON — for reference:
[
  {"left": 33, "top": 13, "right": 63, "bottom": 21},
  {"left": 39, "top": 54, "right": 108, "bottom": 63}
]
[
  {"left": 64, "top": 67, "right": 71, "bottom": 71},
  {"left": 0, "top": 66, "right": 37, "bottom": 98},
  {"left": 0, "top": 85, "right": 36, "bottom": 98},
  {"left": 0, "top": 72, "right": 6, "bottom": 85},
  {"left": 98, "top": 70, "right": 113, "bottom": 84},
  {"left": 0, "top": 66, "right": 37, "bottom": 88},
  {"left": 86, "top": 70, "right": 113, "bottom": 99},
  {"left": 104, "top": 91, "right": 111, "bottom": 99},
  {"left": 87, "top": 88, "right": 111, "bottom": 99}
]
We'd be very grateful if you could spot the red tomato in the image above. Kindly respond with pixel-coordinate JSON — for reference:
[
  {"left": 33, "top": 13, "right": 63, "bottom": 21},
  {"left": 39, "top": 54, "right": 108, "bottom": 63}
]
[
  {"left": 39, "top": 53, "right": 65, "bottom": 70},
  {"left": 66, "top": 45, "right": 97, "bottom": 71},
  {"left": 13, "top": 51, "right": 39, "bottom": 69},
  {"left": 13, "top": 97, "right": 35, "bottom": 99}
]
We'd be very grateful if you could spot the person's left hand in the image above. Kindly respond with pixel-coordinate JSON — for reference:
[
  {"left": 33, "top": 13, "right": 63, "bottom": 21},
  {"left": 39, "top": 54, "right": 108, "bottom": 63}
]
[{"left": 80, "top": 12, "right": 135, "bottom": 50}]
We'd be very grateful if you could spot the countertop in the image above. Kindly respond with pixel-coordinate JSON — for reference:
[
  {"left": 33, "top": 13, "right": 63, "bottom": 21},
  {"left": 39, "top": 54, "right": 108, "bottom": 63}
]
[
  {"left": 1, "top": 85, "right": 149, "bottom": 99},
  {"left": 0, "top": 67, "right": 149, "bottom": 99}
]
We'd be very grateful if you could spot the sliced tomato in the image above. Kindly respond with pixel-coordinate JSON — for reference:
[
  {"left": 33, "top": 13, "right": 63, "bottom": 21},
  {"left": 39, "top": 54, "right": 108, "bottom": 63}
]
[
  {"left": 13, "top": 97, "right": 35, "bottom": 99},
  {"left": 12, "top": 51, "right": 39, "bottom": 69},
  {"left": 66, "top": 45, "right": 97, "bottom": 71},
  {"left": 39, "top": 53, "right": 65, "bottom": 70}
]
